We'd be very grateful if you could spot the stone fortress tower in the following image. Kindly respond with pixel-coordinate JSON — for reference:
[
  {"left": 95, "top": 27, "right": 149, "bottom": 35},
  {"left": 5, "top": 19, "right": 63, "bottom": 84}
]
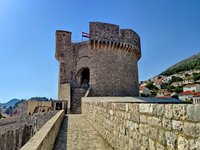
[{"left": 55, "top": 22, "right": 141, "bottom": 113}]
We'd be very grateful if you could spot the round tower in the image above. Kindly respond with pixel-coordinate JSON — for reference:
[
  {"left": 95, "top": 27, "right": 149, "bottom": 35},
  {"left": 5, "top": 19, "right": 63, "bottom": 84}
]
[
  {"left": 56, "top": 22, "right": 142, "bottom": 113},
  {"left": 88, "top": 22, "right": 141, "bottom": 96}
]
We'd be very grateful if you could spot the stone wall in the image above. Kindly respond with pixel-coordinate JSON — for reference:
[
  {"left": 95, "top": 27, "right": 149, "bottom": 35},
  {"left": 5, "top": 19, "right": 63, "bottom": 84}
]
[
  {"left": 0, "top": 124, "right": 33, "bottom": 150},
  {"left": 83, "top": 101, "right": 200, "bottom": 150},
  {"left": 89, "top": 46, "right": 139, "bottom": 96},
  {"left": 58, "top": 83, "right": 71, "bottom": 101},
  {"left": 21, "top": 110, "right": 64, "bottom": 150},
  {"left": 0, "top": 111, "right": 58, "bottom": 150}
]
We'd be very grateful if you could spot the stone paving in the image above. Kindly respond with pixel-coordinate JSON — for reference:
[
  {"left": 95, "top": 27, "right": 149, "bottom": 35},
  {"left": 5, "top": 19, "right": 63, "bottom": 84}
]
[{"left": 54, "top": 114, "right": 113, "bottom": 150}]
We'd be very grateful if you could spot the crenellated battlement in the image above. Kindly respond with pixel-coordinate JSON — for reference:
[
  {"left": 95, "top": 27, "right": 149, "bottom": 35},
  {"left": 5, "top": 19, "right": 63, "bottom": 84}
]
[
  {"left": 90, "top": 39, "right": 141, "bottom": 60},
  {"left": 56, "top": 22, "right": 141, "bottom": 60},
  {"left": 89, "top": 22, "right": 141, "bottom": 55}
]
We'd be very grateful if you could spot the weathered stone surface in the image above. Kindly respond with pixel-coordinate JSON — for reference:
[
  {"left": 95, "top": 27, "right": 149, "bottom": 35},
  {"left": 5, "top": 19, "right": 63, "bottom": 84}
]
[
  {"left": 183, "top": 122, "right": 200, "bottom": 137},
  {"left": 165, "top": 104, "right": 173, "bottom": 119},
  {"left": 165, "top": 131, "right": 177, "bottom": 149},
  {"left": 139, "top": 104, "right": 153, "bottom": 114},
  {"left": 0, "top": 111, "right": 58, "bottom": 150},
  {"left": 178, "top": 136, "right": 189, "bottom": 150},
  {"left": 129, "top": 111, "right": 140, "bottom": 122},
  {"left": 149, "top": 126, "right": 158, "bottom": 140},
  {"left": 173, "top": 105, "right": 186, "bottom": 120},
  {"left": 66, "top": 115, "right": 113, "bottom": 150},
  {"left": 140, "top": 115, "right": 147, "bottom": 123},
  {"left": 139, "top": 124, "right": 149, "bottom": 136},
  {"left": 141, "top": 136, "right": 149, "bottom": 149},
  {"left": 148, "top": 116, "right": 161, "bottom": 127},
  {"left": 189, "top": 138, "right": 200, "bottom": 150},
  {"left": 162, "top": 117, "right": 172, "bottom": 130},
  {"left": 158, "top": 129, "right": 166, "bottom": 145},
  {"left": 172, "top": 120, "right": 183, "bottom": 131},
  {"left": 187, "top": 105, "right": 200, "bottom": 122},
  {"left": 156, "top": 142, "right": 165, "bottom": 150},
  {"left": 82, "top": 102, "right": 200, "bottom": 150},
  {"left": 153, "top": 104, "right": 165, "bottom": 118},
  {"left": 149, "top": 138, "right": 155, "bottom": 150}
]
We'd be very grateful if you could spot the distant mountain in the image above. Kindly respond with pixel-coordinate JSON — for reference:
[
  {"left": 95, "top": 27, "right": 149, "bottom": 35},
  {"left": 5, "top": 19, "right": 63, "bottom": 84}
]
[
  {"left": 0, "top": 99, "right": 20, "bottom": 108},
  {"left": 161, "top": 52, "right": 200, "bottom": 76}
]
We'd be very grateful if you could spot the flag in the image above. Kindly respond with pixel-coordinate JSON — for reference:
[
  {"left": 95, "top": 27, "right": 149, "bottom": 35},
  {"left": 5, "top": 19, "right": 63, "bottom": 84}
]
[{"left": 82, "top": 32, "right": 90, "bottom": 38}]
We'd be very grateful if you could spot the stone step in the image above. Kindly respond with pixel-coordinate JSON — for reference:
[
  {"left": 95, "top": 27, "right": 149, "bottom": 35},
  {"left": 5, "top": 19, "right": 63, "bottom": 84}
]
[{"left": 71, "top": 87, "right": 87, "bottom": 114}]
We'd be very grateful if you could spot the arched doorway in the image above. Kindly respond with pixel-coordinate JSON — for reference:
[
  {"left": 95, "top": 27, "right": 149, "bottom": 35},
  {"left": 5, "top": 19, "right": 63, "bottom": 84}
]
[
  {"left": 76, "top": 68, "right": 90, "bottom": 89},
  {"left": 81, "top": 68, "right": 90, "bottom": 85}
]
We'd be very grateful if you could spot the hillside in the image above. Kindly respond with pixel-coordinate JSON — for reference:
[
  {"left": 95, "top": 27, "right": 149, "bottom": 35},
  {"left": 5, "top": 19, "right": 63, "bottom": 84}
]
[
  {"left": 161, "top": 52, "right": 200, "bottom": 76},
  {"left": 0, "top": 99, "right": 20, "bottom": 108}
]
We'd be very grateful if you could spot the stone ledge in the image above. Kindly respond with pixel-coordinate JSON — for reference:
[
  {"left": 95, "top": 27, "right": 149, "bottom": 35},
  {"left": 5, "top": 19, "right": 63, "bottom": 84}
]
[
  {"left": 20, "top": 110, "right": 64, "bottom": 150},
  {"left": 82, "top": 97, "right": 185, "bottom": 103}
]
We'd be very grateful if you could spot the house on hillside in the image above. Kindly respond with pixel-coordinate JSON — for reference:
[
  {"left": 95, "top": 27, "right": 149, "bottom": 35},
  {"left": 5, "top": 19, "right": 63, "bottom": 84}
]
[
  {"left": 195, "top": 79, "right": 200, "bottom": 84},
  {"left": 178, "top": 91, "right": 196, "bottom": 101},
  {"left": 162, "top": 76, "right": 172, "bottom": 83},
  {"left": 182, "top": 79, "right": 194, "bottom": 85},
  {"left": 171, "top": 81, "right": 183, "bottom": 87},
  {"left": 139, "top": 86, "right": 151, "bottom": 97},
  {"left": 193, "top": 93, "right": 200, "bottom": 104},
  {"left": 183, "top": 84, "right": 200, "bottom": 92},
  {"left": 156, "top": 89, "right": 172, "bottom": 98}
]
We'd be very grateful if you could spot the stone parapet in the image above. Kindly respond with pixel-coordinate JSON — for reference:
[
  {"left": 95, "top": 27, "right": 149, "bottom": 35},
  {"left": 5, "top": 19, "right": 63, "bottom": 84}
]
[
  {"left": 20, "top": 110, "right": 64, "bottom": 150},
  {"left": 82, "top": 99, "right": 200, "bottom": 149}
]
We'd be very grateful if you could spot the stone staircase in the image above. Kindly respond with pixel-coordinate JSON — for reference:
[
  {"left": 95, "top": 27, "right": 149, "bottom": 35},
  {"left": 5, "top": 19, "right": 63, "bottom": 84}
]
[{"left": 71, "top": 83, "right": 89, "bottom": 114}]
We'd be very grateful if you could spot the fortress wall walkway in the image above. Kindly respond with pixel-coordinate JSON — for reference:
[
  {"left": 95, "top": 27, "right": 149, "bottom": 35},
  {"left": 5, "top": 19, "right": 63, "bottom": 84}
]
[{"left": 54, "top": 114, "right": 113, "bottom": 150}]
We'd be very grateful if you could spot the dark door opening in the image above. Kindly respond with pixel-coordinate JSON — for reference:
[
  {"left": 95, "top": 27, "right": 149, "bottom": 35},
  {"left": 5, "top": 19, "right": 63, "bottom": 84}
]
[
  {"left": 81, "top": 68, "right": 90, "bottom": 85},
  {"left": 56, "top": 102, "right": 62, "bottom": 110}
]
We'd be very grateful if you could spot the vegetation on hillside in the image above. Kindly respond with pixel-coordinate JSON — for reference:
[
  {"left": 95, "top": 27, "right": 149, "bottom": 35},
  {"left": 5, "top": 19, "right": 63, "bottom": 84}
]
[
  {"left": 29, "top": 97, "right": 50, "bottom": 101},
  {"left": 145, "top": 82, "right": 158, "bottom": 96},
  {"left": 193, "top": 73, "right": 200, "bottom": 81},
  {"left": 161, "top": 52, "right": 200, "bottom": 76}
]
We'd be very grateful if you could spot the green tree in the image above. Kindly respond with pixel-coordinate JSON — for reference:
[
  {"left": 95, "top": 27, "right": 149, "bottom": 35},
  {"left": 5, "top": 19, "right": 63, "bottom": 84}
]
[
  {"left": 166, "top": 85, "right": 176, "bottom": 92},
  {"left": 174, "top": 86, "right": 183, "bottom": 94},
  {"left": 193, "top": 73, "right": 200, "bottom": 81},
  {"left": 146, "top": 82, "right": 156, "bottom": 90}
]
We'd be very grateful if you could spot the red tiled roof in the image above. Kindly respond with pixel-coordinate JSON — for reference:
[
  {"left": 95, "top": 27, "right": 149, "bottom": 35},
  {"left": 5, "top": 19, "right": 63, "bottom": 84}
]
[
  {"left": 179, "top": 91, "right": 196, "bottom": 95},
  {"left": 183, "top": 84, "right": 196, "bottom": 88},
  {"left": 194, "top": 93, "right": 200, "bottom": 97},
  {"left": 155, "top": 96, "right": 171, "bottom": 98}
]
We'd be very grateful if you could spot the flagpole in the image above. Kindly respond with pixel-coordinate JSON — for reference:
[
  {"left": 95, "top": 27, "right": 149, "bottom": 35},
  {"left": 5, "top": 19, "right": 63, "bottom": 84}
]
[{"left": 81, "top": 32, "right": 83, "bottom": 42}]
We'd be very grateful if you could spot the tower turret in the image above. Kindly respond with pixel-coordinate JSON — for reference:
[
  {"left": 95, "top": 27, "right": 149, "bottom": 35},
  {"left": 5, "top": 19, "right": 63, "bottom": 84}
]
[{"left": 55, "top": 30, "right": 72, "bottom": 61}]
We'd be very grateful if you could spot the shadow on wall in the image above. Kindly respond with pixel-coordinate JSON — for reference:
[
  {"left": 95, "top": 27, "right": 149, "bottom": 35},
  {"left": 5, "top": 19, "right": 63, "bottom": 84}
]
[
  {"left": 53, "top": 116, "right": 68, "bottom": 150},
  {"left": 0, "top": 125, "right": 33, "bottom": 150}
]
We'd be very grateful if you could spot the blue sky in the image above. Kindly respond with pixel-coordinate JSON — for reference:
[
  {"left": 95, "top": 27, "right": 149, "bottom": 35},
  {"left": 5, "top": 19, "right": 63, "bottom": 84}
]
[{"left": 0, "top": 0, "right": 200, "bottom": 102}]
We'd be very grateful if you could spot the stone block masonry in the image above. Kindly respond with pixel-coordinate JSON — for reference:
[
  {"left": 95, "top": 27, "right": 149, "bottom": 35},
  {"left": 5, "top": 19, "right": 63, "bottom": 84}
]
[
  {"left": 83, "top": 101, "right": 200, "bottom": 150},
  {"left": 21, "top": 110, "right": 64, "bottom": 150},
  {"left": 0, "top": 111, "right": 58, "bottom": 150}
]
